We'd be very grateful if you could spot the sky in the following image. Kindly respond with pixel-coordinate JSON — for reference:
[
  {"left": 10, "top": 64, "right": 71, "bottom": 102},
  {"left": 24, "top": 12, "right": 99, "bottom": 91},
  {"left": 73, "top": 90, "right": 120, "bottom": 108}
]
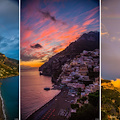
[
  {"left": 0, "top": 0, "right": 19, "bottom": 60},
  {"left": 101, "top": 0, "right": 120, "bottom": 80},
  {"left": 21, "top": 0, "right": 99, "bottom": 68}
]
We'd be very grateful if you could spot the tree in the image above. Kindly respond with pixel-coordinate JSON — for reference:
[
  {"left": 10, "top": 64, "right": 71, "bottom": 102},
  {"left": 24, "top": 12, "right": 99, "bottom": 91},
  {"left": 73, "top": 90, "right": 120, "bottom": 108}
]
[
  {"left": 88, "top": 90, "right": 99, "bottom": 107},
  {"left": 80, "top": 96, "right": 87, "bottom": 104},
  {"left": 71, "top": 104, "right": 79, "bottom": 109}
]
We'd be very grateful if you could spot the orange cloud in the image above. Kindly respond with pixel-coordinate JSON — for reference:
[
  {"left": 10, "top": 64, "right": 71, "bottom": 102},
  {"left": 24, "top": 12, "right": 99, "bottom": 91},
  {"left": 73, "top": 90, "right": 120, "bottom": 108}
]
[
  {"left": 111, "top": 79, "right": 120, "bottom": 88},
  {"left": 20, "top": 60, "right": 44, "bottom": 67},
  {"left": 21, "top": 1, "right": 99, "bottom": 67}
]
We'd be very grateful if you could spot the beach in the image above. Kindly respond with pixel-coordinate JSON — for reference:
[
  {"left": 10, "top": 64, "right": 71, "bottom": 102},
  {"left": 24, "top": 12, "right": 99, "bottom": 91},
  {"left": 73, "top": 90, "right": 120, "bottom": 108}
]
[
  {"left": 0, "top": 76, "right": 19, "bottom": 120},
  {"left": 0, "top": 93, "right": 5, "bottom": 120},
  {"left": 27, "top": 88, "right": 75, "bottom": 120}
]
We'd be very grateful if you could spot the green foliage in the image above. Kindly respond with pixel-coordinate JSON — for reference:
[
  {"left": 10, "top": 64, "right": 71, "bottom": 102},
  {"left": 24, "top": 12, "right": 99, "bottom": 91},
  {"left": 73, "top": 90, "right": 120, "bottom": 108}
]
[
  {"left": 83, "top": 81, "right": 93, "bottom": 86},
  {"left": 102, "top": 87, "right": 120, "bottom": 119},
  {"left": 80, "top": 96, "right": 87, "bottom": 102},
  {"left": 71, "top": 104, "right": 79, "bottom": 109},
  {"left": 69, "top": 104, "right": 99, "bottom": 120},
  {"left": 77, "top": 92, "right": 81, "bottom": 96},
  {"left": 87, "top": 71, "right": 99, "bottom": 79},
  {"left": 69, "top": 91, "right": 99, "bottom": 120},
  {"left": 0, "top": 54, "right": 19, "bottom": 78},
  {"left": 101, "top": 111, "right": 108, "bottom": 120},
  {"left": 78, "top": 88, "right": 81, "bottom": 92},
  {"left": 88, "top": 90, "right": 99, "bottom": 106},
  {"left": 77, "top": 88, "right": 81, "bottom": 96}
]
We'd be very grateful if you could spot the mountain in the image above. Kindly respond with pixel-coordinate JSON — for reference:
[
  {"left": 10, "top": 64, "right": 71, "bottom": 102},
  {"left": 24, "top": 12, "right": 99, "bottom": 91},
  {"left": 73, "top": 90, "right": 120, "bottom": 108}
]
[
  {"left": 39, "top": 31, "right": 99, "bottom": 82},
  {"left": 0, "top": 53, "right": 19, "bottom": 78}
]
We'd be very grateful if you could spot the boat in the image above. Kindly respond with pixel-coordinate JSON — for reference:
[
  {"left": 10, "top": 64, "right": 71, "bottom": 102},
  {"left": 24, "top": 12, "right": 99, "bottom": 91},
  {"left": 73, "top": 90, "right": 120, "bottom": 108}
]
[
  {"left": 40, "top": 72, "right": 43, "bottom": 75},
  {"left": 44, "top": 87, "right": 50, "bottom": 91}
]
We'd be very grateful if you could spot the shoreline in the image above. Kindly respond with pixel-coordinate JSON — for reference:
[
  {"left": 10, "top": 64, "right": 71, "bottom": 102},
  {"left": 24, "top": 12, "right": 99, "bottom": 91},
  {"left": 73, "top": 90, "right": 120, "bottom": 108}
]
[
  {"left": 26, "top": 87, "right": 75, "bottom": 120},
  {"left": 0, "top": 75, "right": 19, "bottom": 120},
  {"left": 0, "top": 74, "right": 19, "bottom": 79},
  {"left": 26, "top": 89, "right": 62, "bottom": 120},
  {"left": 0, "top": 90, "right": 6, "bottom": 120}
]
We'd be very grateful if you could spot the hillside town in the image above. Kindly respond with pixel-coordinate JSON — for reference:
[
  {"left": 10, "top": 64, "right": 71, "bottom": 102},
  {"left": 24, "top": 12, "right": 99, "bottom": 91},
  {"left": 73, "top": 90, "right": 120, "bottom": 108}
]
[
  {"left": 52, "top": 49, "right": 99, "bottom": 118},
  {"left": 28, "top": 49, "right": 100, "bottom": 120}
]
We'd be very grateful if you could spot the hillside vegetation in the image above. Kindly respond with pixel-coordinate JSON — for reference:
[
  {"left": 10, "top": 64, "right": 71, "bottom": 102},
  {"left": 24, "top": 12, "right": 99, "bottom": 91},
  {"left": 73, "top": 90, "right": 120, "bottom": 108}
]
[
  {"left": 0, "top": 53, "right": 19, "bottom": 78},
  {"left": 101, "top": 79, "right": 120, "bottom": 120}
]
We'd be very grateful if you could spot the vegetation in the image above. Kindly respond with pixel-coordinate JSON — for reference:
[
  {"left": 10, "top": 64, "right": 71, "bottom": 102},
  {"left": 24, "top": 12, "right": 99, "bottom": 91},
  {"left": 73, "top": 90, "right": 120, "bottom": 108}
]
[
  {"left": 101, "top": 80, "right": 120, "bottom": 119},
  {"left": 101, "top": 79, "right": 111, "bottom": 83},
  {"left": 89, "top": 90, "right": 99, "bottom": 106},
  {"left": 0, "top": 53, "right": 19, "bottom": 78},
  {"left": 69, "top": 91, "right": 99, "bottom": 120},
  {"left": 71, "top": 104, "right": 79, "bottom": 109}
]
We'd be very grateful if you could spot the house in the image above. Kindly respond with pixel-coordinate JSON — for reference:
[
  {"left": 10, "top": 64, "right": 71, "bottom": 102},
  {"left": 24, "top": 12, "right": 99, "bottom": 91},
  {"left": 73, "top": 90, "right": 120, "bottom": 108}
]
[
  {"left": 71, "top": 109, "right": 76, "bottom": 113},
  {"left": 61, "top": 78, "right": 71, "bottom": 84},
  {"left": 67, "top": 83, "right": 85, "bottom": 89},
  {"left": 93, "top": 66, "right": 99, "bottom": 72},
  {"left": 81, "top": 76, "right": 89, "bottom": 81},
  {"left": 79, "top": 65, "right": 88, "bottom": 76},
  {"left": 83, "top": 50, "right": 88, "bottom": 55}
]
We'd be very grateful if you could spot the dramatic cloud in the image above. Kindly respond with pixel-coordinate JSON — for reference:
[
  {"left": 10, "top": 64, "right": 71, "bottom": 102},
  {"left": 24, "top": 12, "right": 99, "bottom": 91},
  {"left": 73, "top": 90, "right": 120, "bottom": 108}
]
[
  {"left": 0, "top": 0, "right": 19, "bottom": 60},
  {"left": 21, "top": 0, "right": 99, "bottom": 67},
  {"left": 37, "top": 9, "right": 66, "bottom": 25},
  {"left": 38, "top": 9, "right": 57, "bottom": 22},
  {"left": 30, "top": 43, "right": 43, "bottom": 49}
]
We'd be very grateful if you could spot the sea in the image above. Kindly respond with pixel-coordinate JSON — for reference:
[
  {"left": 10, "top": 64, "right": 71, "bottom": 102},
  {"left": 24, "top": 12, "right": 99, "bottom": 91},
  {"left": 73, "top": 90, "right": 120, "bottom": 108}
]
[
  {"left": 0, "top": 76, "right": 19, "bottom": 120},
  {"left": 21, "top": 68, "right": 60, "bottom": 120}
]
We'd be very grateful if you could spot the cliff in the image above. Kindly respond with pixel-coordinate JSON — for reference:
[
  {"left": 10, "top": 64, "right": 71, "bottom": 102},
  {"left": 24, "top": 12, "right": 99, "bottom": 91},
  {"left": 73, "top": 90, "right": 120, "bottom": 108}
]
[{"left": 39, "top": 31, "right": 99, "bottom": 82}]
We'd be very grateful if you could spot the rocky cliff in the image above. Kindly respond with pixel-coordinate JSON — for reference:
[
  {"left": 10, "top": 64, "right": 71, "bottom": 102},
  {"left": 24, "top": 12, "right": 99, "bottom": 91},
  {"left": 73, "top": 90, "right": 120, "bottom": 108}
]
[{"left": 39, "top": 31, "right": 99, "bottom": 83}]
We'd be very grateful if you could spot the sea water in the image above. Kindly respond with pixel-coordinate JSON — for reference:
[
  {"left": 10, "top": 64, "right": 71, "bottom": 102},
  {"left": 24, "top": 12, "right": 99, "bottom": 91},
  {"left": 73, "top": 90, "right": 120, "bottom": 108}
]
[
  {"left": 21, "top": 68, "right": 60, "bottom": 120},
  {"left": 0, "top": 76, "right": 19, "bottom": 120}
]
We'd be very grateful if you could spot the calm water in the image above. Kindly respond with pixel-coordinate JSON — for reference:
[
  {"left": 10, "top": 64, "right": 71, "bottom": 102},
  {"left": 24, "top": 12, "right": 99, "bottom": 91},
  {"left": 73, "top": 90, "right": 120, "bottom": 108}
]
[
  {"left": 0, "top": 76, "right": 19, "bottom": 120},
  {"left": 21, "top": 68, "right": 60, "bottom": 120}
]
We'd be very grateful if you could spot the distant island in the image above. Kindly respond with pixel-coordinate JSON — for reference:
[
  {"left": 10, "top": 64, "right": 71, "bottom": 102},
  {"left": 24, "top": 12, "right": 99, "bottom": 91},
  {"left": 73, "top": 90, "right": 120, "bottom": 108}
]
[
  {"left": 0, "top": 53, "right": 19, "bottom": 79},
  {"left": 101, "top": 79, "right": 120, "bottom": 120}
]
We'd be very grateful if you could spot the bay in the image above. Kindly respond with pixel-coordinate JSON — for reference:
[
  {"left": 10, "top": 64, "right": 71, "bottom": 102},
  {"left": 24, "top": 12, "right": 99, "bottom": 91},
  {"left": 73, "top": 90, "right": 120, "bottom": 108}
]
[{"left": 21, "top": 68, "right": 60, "bottom": 120}]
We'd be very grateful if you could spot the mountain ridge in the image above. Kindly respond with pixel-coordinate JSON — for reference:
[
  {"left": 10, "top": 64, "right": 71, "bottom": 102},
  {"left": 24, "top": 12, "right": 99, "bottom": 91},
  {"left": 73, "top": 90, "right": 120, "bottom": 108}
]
[{"left": 39, "top": 31, "right": 99, "bottom": 82}]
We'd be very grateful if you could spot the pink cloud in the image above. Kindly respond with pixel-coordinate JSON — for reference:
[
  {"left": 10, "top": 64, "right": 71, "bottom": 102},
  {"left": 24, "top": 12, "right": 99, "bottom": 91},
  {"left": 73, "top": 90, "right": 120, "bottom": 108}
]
[
  {"left": 21, "top": 0, "right": 99, "bottom": 65},
  {"left": 83, "top": 19, "right": 95, "bottom": 26}
]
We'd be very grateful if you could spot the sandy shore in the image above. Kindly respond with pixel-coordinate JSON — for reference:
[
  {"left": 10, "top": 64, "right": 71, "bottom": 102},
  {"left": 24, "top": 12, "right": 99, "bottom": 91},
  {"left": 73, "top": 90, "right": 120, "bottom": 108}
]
[
  {"left": 0, "top": 93, "right": 5, "bottom": 120},
  {"left": 26, "top": 90, "right": 62, "bottom": 120},
  {"left": 27, "top": 88, "right": 75, "bottom": 120}
]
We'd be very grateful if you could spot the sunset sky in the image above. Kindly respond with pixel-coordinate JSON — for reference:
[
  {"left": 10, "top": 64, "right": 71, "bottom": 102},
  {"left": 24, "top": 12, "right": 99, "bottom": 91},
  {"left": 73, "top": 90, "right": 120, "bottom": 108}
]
[
  {"left": 21, "top": 0, "right": 99, "bottom": 68},
  {"left": 101, "top": 0, "right": 120, "bottom": 80},
  {"left": 0, "top": 0, "right": 19, "bottom": 60}
]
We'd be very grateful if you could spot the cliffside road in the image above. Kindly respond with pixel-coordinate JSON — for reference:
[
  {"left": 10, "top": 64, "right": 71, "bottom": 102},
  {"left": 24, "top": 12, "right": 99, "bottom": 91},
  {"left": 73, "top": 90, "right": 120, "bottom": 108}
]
[{"left": 27, "top": 89, "right": 75, "bottom": 120}]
